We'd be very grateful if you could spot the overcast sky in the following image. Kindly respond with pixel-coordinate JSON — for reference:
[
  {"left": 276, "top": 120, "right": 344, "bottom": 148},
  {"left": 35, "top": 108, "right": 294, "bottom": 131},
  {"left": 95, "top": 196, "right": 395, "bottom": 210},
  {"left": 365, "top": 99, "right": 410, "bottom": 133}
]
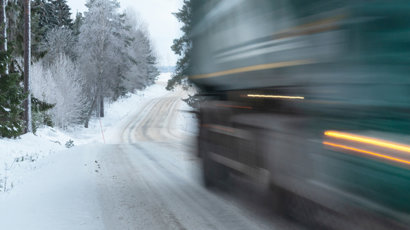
[{"left": 66, "top": 0, "right": 183, "bottom": 66}]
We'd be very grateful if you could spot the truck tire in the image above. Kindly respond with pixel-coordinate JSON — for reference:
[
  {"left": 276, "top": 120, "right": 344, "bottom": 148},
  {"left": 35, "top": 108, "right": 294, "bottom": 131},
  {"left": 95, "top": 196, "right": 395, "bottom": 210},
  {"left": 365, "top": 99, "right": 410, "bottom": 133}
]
[
  {"left": 201, "top": 141, "right": 229, "bottom": 188},
  {"left": 270, "top": 184, "right": 319, "bottom": 227}
]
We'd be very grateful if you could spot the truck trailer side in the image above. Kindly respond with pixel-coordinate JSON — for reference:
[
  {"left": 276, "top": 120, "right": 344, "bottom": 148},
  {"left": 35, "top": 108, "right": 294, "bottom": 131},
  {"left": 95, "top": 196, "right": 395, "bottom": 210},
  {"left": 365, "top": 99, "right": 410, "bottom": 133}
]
[{"left": 191, "top": 0, "right": 410, "bottom": 228}]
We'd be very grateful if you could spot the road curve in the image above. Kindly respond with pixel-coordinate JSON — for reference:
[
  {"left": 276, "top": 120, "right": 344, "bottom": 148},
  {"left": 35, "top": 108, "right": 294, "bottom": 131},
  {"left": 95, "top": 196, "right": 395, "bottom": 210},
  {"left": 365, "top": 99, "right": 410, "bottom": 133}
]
[{"left": 94, "top": 87, "right": 302, "bottom": 230}]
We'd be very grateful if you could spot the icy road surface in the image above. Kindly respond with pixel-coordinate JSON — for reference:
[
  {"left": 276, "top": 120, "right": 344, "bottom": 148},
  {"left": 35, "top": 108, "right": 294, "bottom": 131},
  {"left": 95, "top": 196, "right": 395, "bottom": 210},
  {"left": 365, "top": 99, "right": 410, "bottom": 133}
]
[{"left": 0, "top": 76, "right": 301, "bottom": 230}]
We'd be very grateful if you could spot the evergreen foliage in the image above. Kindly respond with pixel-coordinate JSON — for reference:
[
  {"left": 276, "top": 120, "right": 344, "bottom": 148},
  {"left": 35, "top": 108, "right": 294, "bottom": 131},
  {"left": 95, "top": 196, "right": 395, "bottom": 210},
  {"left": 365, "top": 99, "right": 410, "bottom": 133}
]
[
  {"left": 72, "top": 12, "right": 83, "bottom": 37},
  {"left": 34, "top": 0, "right": 72, "bottom": 32},
  {"left": 31, "top": 96, "right": 54, "bottom": 132},
  {"left": 167, "top": 0, "right": 192, "bottom": 90},
  {"left": 49, "top": 0, "right": 72, "bottom": 29},
  {"left": 7, "top": 0, "right": 48, "bottom": 59},
  {"left": 6, "top": 0, "right": 25, "bottom": 57},
  {"left": 0, "top": 46, "right": 25, "bottom": 138}
]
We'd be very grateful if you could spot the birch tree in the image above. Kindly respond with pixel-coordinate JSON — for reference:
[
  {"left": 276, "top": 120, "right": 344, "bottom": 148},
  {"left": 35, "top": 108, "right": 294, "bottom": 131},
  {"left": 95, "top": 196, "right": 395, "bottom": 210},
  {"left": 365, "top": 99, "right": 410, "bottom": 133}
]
[
  {"left": 30, "top": 55, "right": 85, "bottom": 129},
  {"left": 41, "top": 27, "right": 76, "bottom": 64},
  {"left": 48, "top": 54, "right": 85, "bottom": 128}
]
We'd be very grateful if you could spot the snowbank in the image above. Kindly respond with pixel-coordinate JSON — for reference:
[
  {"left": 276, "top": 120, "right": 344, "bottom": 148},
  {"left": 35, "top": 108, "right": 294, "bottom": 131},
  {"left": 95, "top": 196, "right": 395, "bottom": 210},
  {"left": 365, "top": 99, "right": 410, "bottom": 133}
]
[{"left": 0, "top": 128, "right": 71, "bottom": 191}]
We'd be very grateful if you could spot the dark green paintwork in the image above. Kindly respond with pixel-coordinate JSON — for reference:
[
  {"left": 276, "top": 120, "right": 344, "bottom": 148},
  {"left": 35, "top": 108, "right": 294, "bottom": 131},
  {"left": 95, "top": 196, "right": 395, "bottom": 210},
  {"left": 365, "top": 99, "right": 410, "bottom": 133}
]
[{"left": 191, "top": 0, "right": 410, "bottom": 221}]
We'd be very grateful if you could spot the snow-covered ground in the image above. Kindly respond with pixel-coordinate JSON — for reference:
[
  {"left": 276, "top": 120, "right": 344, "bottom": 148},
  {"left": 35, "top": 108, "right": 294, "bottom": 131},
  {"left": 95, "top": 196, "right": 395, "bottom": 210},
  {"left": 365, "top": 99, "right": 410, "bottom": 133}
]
[{"left": 0, "top": 72, "right": 197, "bottom": 193}]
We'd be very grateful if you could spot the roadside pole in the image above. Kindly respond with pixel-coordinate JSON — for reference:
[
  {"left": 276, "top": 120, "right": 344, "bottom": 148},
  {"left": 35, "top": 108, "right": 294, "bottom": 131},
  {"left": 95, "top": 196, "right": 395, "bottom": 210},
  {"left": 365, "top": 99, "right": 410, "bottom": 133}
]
[{"left": 24, "top": 0, "right": 32, "bottom": 133}]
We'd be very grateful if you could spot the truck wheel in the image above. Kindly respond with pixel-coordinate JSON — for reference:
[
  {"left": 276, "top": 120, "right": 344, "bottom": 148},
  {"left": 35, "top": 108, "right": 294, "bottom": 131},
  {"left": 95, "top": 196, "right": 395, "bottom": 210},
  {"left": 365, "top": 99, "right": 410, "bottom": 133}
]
[
  {"left": 201, "top": 143, "right": 229, "bottom": 188},
  {"left": 286, "top": 193, "right": 317, "bottom": 226},
  {"left": 269, "top": 184, "right": 289, "bottom": 214},
  {"left": 270, "top": 184, "right": 318, "bottom": 227}
]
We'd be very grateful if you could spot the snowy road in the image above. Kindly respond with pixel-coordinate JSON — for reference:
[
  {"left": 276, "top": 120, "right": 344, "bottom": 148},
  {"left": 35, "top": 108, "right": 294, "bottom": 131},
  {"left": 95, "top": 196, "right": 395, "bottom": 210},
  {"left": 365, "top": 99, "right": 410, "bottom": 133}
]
[
  {"left": 0, "top": 77, "right": 302, "bottom": 230},
  {"left": 93, "top": 85, "right": 302, "bottom": 230}
]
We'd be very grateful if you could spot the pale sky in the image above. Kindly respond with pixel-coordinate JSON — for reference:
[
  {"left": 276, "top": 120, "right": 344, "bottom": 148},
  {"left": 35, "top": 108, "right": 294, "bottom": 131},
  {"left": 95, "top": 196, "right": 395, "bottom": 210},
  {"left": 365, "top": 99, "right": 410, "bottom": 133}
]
[{"left": 66, "top": 0, "right": 183, "bottom": 66}]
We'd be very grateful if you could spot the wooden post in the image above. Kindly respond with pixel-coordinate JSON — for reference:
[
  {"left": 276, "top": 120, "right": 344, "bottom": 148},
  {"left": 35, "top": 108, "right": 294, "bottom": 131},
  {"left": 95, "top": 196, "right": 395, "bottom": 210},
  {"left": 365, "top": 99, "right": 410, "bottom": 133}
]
[{"left": 24, "top": 0, "right": 32, "bottom": 133}]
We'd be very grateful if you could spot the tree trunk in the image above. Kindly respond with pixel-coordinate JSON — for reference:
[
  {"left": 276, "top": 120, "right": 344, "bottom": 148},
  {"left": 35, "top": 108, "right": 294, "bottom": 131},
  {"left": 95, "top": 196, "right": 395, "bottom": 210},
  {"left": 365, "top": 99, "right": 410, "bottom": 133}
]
[
  {"left": 0, "top": 0, "right": 7, "bottom": 76},
  {"left": 95, "top": 96, "right": 100, "bottom": 117},
  {"left": 97, "top": 68, "right": 104, "bottom": 118},
  {"left": 84, "top": 94, "right": 98, "bottom": 128},
  {"left": 24, "top": 0, "right": 32, "bottom": 133},
  {"left": 0, "top": 0, "right": 6, "bottom": 51},
  {"left": 100, "top": 95, "right": 104, "bottom": 117}
]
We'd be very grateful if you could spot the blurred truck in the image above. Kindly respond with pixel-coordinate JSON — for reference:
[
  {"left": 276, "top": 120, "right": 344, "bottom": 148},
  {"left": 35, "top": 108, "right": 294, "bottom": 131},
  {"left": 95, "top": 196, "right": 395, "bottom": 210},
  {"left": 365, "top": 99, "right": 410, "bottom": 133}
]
[{"left": 190, "top": 0, "right": 410, "bottom": 228}]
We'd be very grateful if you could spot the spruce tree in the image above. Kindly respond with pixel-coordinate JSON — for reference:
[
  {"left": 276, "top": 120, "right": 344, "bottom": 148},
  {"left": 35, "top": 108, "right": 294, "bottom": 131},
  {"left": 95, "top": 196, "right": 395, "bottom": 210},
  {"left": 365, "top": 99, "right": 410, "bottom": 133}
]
[
  {"left": 33, "top": 0, "right": 73, "bottom": 42},
  {"left": 6, "top": 0, "right": 46, "bottom": 59},
  {"left": 146, "top": 49, "right": 160, "bottom": 85},
  {"left": 0, "top": 46, "right": 25, "bottom": 138},
  {"left": 50, "top": 0, "right": 72, "bottom": 29},
  {"left": 167, "top": 0, "right": 192, "bottom": 90},
  {"left": 72, "top": 12, "right": 83, "bottom": 37}
]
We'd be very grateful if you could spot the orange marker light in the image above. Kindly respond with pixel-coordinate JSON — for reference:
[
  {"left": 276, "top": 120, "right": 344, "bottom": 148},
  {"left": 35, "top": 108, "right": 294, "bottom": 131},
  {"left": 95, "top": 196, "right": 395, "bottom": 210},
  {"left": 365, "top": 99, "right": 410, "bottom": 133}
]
[
  {"left": 247, "top": 94, "right": 304, "bottom": 100},
  {"left": 324, "top": 131, "right": 410, "bottom": 154},
  {"left": 323, "top": 141, "right": 410, "bottom": 166}
]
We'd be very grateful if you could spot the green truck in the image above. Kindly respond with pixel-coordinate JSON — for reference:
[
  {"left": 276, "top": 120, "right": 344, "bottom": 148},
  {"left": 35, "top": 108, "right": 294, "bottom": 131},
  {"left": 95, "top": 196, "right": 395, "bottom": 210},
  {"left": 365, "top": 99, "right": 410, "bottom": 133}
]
[{"left": 190, "top": 0, "right": 410, "bottom": 228}]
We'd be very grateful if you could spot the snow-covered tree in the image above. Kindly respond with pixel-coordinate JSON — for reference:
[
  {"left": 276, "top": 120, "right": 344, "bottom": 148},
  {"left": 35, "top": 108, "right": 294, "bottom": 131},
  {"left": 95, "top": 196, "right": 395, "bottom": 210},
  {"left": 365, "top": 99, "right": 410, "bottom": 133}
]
[
  {"left": 30, "top": 55, "right": 85, "bottom": 129},
  {"left": 32, "top": 27, "right": 85, "bottom": 129},
  {"left": 0, "top": 0, "right": 162, "bottom": 134},
  {"left": 35, "top": 0, "right": 72, "bottom": 32},
  {"left": 48, "top": 54, "right": 85, "bottom": 128},
  {"left": 121, "top": 10, "right": 159, "bottom": 93},
  {"left": 72, "top": 12, "right": 83, "bottom": 36},
  {"left": 30, "top": 60, "right": 55, "bottom": 104},
  {"left": 124, "top": 29, "right": 158, "bottom": 90},
  {"left": 30, "top": 60, "right": 55, "bottom": 129},
  {"left": 41, "top": 27, "right": 76, "bottom": 64},
  {"left": 77, "top": 0, "right": 124, "bottom": 126}
]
